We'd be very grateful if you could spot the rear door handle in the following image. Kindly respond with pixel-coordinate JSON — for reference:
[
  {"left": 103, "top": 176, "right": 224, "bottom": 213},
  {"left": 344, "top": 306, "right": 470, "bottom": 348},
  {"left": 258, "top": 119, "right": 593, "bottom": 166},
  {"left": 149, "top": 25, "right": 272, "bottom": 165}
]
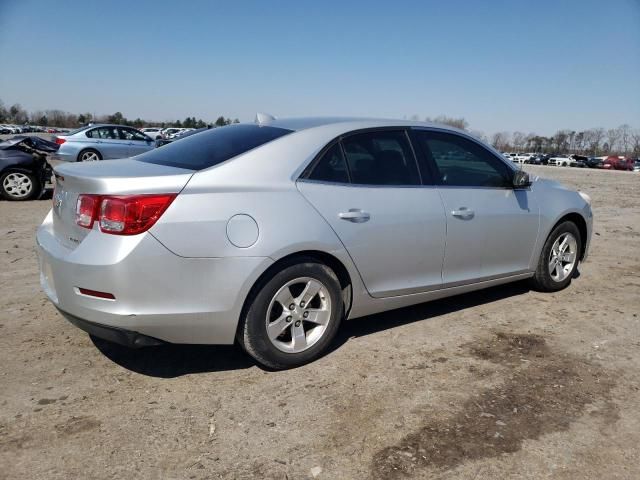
[
  {"left": 451, "top": 207, "right": 475, "bottom": 219},
  {"left": 338, "top": 209, "right": 370, "bottom": 223}
]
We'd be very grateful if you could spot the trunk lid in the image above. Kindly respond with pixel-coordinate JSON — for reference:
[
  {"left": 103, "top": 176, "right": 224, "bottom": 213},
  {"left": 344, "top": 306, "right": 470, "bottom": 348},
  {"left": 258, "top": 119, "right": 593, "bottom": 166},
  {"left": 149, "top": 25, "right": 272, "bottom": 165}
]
[{"left": 52, "top": 158, "right": 194, "bottom": 250}]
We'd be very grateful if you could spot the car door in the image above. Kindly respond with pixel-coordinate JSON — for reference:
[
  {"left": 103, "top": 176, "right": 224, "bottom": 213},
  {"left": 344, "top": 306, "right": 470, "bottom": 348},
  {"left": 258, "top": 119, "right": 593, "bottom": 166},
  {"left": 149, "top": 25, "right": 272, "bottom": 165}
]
[
  {"left": 412, "top": 129, "right": 540, "bottom": 286},
  {"left": 297, "top": 129, "right": 446, "bottom": 298},
  {"left": 118, "top": 127, "right": 155, "bottom": 157},
  {"left": 86, "top": 126, "right": 129, "bottom": 159}
]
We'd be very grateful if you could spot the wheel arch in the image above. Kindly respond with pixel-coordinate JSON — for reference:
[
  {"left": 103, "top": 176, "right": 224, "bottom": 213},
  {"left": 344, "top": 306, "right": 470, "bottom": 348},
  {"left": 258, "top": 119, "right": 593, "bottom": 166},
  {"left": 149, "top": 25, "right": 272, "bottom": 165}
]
[
  {"left": 237, "top": 250, "right": 353, "bottom": 338},
  {"left": 550, "top": 212, "right": 588, "bottom": 260}
]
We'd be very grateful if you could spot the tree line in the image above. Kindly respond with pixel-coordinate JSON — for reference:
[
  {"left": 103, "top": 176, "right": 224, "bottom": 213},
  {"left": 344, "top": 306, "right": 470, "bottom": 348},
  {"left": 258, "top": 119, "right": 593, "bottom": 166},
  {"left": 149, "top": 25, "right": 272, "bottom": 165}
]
[
  {"left": 3, "top": 99, "right": 638, "bottom": 156},
  {"left": 410, "top": 115, "right": 639, "bottom": 156},
  {"left": 0, "top": 99, "right": 239, "bottom": 130}
]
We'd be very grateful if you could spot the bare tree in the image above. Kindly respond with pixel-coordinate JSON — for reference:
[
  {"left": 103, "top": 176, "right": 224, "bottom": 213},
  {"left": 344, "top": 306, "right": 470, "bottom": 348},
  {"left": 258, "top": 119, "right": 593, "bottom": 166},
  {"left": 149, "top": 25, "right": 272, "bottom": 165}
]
[
  {"left": 619, "top": 124, "right": 632, "bottom": 155},
  {"left": 491, "top": 132, "right": 510, "bottom": 151},
  {"left": 512, "top": 131, "right": 526, "bottom": 151},
  {"left": 606, "top": 128, "right": 621, "bottom": 153},
  {"left": 426, "top": 115, "right": 469, "bottom": 130},
  {"left": 630, "top": 129, "right": 640, "bottom": 156},
  {"left": 552, "top": 130, "right": 570, "bottom": 152}
]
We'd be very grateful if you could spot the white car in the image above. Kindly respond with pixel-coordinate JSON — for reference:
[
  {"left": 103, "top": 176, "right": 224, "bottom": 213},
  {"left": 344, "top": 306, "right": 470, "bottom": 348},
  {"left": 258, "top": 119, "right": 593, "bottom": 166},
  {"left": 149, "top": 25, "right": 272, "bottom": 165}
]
[
  {"left": 549, "top": 155, "right": 574, "bottom": 167},
  {"left": 140, "top": 127, "right": 164, "bottom": 140},
  {"left": 512, "top": 153, "right": 533, "bottom": 164}
]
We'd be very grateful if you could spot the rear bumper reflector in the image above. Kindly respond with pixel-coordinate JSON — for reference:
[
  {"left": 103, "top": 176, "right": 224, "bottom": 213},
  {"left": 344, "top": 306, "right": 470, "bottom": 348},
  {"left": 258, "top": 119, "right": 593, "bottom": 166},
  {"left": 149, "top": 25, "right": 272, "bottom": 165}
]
[{"left": 77, "top": 288, "right": 116, "bottom": 300}]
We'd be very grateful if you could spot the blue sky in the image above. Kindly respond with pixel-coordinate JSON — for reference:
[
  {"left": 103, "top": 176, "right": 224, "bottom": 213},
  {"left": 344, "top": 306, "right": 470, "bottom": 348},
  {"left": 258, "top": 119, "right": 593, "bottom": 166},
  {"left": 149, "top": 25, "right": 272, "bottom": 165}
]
[{"left": 0, "top": 0, "right": 638, "bottom": 135}]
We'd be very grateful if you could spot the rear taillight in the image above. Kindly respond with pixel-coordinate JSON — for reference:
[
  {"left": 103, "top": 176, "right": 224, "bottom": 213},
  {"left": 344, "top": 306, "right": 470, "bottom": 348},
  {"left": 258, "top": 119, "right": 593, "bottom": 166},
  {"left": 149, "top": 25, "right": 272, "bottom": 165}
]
[
  {"left": 75, "top": 194, "right": 176, "bottom": 235},
  {"left": 55, "top": 137, "right": 66, "bottom": 145},
  {"left": 76, "top": 194, "right": 100, "bottom": 228}
]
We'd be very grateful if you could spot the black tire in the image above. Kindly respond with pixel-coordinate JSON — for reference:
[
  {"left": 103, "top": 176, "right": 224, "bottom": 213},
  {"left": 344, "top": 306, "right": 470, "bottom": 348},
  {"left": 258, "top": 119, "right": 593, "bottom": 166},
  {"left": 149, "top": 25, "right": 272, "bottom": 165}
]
[
  {"left": 530, "top": 221, "right": 582, "bottom": 292},
  {"left": 0, "top": 169, "right": 41, "bottom": 201},
  {"left": 77, "top": 149, "right": 102, "bottom": 162},
  {"left": 238, "top": 259, "right": 344, "bottom": 370}
]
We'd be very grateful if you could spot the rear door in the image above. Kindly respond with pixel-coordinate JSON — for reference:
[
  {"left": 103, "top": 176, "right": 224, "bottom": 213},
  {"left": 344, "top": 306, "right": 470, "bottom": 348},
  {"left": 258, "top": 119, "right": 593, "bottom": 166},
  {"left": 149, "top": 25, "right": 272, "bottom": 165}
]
[
  {"left": 297, "top": 129, "right": 446, "bottom": 298},
  {"left": 118, "top": 127, "right": 155, "bottom": 157},
  {"left": 412, "top": 129, "right": 540, "bottom": 286},
  {"left": 86, "top": 126, "right": 129, "bottom": 159}
]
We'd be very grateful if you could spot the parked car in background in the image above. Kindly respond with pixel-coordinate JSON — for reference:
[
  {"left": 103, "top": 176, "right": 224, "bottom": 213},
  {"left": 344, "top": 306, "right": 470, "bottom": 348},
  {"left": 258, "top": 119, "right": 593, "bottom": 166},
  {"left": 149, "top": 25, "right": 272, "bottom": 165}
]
[
  {"left": 37, "top": 117, "right": 593, "bottom": 369},
  {"left": 525, "top": 155, "right": 544, "bottom": 165},
  {"left": 586, "top": 157, "right": 604, "bottom": 169},
  {"left": 0, "top": 136, "right": 58, "bottom": 200},
  {"left": 49, "top": 124, "right": 156, "bottom": 162},
  {"left": 140, "top": 127, "right": 165, "bottom": 140},
  {"left": 603, "top": 156, "right": 634, "bottom": 171},
  {"left": 161, "top": 128, "right": 184, "bottom": 139},
  {"left": 155, "top": 126, "right": 210, "bottom": 147},
  {"left": 633, "top": 159, "right": 640, "bottom": 172}
]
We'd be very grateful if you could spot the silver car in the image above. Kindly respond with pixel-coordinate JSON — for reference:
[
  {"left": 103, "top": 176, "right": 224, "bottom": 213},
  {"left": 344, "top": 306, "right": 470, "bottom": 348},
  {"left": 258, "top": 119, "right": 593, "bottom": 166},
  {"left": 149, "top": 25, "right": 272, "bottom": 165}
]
[
  {"left": 50, "top": 124, "right": 156, "bottom": 163},
  {"left": 36, "top": 117, "right": 593, "bottom": 369}
]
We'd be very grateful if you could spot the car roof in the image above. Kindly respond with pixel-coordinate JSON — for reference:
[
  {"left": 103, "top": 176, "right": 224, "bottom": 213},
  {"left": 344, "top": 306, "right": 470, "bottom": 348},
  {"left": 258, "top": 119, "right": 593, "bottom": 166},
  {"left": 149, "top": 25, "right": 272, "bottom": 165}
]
[{"left": 263, "top": 116, "right": 462, "bottom": 134}]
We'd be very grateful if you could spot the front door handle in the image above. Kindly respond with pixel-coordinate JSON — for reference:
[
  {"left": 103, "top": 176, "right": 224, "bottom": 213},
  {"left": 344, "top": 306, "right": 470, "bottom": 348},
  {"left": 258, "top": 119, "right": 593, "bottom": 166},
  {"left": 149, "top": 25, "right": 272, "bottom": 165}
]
[
  {"left": 338, "top": 209, "right": 370, "bottom": 223},
  {"left": 451, "top": 207, "right": 475, "bottom": 220}
]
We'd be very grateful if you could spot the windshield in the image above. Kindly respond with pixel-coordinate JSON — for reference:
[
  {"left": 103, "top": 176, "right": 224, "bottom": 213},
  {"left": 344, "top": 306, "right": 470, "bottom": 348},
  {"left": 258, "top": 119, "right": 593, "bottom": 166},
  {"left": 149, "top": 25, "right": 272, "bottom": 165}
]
[{"left": 136, "top": 124, "right": 293, "bottom": 170}]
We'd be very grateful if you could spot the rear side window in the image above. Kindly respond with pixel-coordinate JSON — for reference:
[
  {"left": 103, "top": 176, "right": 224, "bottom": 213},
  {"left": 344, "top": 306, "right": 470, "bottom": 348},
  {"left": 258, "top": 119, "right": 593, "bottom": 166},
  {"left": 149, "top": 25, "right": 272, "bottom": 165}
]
[
  {"left": 342, "top": 131, "right": 420, "bottom": 186},
  {"left": 308, "top": 143, "right": 350, "bottom": 183},
  {"left": 86, "top": 127, "right": 118, "bottom": 139},
  {"left": 136, "top": 124, "right": 292, "bottom": 170}
]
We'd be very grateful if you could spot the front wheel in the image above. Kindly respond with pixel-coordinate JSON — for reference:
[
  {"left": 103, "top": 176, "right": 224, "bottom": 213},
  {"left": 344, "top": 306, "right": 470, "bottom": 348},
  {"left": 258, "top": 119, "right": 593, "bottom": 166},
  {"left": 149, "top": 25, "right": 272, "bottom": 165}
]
[
  {"left": 530, "top": 221, "right": 581, "bottom": 292},
  {"left": 238, "top": 260, "right": 344, "bottom": 369}
]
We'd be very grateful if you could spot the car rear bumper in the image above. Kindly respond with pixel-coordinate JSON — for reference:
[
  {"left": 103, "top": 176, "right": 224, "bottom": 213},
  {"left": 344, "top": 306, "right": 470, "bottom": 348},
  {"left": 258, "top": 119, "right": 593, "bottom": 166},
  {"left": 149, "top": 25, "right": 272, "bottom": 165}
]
[
  {"left": 36, "top": 210, "right": 273, "bottom": 345},
  {"left": 57, "top": 308, "right": 165, "bottom": 347}
]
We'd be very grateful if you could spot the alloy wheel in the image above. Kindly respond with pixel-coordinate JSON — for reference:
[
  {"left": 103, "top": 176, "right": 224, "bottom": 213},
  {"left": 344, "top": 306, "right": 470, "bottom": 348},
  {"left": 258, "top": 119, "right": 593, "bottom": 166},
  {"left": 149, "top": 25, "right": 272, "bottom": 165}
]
[
  {"left": 548, "top": 232, "right": 578, "bottom": 282},
  {"left": 81, "top": 151, "right": 100, "bottom": 161},
  {"left": 266, "top": 277, "right": 332, "bottom": 353}
]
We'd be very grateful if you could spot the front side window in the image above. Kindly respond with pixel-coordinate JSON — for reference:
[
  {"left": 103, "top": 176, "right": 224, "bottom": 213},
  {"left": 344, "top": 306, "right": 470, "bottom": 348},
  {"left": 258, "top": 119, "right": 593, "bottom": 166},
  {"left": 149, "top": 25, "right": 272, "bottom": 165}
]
[
  {"left": 118, "top": 127, "right": 148, "bottom": 141},
  {"left": 341, "top": 131, "right": 420, "bottom": 186},
  {"left": 415, "top": 131, "right": 511, "bottom": 187}
]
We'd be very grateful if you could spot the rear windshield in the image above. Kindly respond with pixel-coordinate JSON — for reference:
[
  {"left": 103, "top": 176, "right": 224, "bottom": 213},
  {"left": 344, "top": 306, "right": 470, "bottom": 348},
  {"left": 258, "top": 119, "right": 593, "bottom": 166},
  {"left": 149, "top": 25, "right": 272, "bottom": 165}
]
[
  {"left": 136, "top": 124, "right": 293, "bottom": 170},
  {"left": 63, "top": 125, "right": 92, "bottom": 136}
]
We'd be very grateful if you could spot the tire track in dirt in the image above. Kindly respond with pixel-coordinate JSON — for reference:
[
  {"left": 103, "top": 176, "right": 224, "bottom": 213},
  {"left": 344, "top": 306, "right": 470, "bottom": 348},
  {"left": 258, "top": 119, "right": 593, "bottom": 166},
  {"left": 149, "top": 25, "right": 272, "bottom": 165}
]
[{"left": 371, "top": 332, "right": 618, "bottom": 478}]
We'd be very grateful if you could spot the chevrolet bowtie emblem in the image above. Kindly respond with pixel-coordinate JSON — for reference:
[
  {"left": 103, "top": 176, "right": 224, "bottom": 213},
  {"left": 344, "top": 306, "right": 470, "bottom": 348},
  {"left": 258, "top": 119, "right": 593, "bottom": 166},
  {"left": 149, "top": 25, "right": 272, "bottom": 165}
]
[{"left": 54, "top": 192, "right": 63, "bottom": 208}]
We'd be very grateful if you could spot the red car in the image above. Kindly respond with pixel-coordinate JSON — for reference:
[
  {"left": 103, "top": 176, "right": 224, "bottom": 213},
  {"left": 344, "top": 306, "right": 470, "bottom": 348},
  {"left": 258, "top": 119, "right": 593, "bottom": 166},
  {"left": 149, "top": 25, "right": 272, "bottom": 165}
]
[{"left": 603, "top": 156, "right": 634, "bottom": 171}]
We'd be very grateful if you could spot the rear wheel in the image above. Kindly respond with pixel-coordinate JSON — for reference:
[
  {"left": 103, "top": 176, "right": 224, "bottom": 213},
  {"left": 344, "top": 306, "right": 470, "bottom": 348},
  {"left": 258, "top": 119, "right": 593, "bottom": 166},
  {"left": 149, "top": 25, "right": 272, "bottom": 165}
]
[
  {"left": 78, "top": 149, "right": 102, "bottom": 162},
  {"left": 238, "top": 259, "right": 344, "bottom": 369},
  {"left": 530, "top": 221, "right": 581, "bottom": 292},
  {"left": 0, "top": 169, "right": 41, "bottom": 201}
]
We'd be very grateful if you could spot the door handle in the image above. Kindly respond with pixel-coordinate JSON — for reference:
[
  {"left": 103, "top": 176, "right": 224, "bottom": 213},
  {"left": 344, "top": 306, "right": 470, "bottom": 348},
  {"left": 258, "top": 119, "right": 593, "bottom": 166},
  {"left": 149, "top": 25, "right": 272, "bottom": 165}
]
[
  {"left": 338, "top": 209, "right": 370, "bottom": 223},
  {"left": 451, "top": 207, "right": 475, "bottom": 220}
]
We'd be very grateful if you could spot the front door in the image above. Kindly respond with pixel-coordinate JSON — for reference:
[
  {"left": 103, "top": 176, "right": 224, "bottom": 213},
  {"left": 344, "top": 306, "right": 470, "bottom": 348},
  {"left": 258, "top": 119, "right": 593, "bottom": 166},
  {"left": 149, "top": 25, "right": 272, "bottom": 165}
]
[
  {"left": 412, "top": 129, "right": 540, "bottom": 286},
  {"left": 118, "top": 127, "right": 155, "bottom": 157}
]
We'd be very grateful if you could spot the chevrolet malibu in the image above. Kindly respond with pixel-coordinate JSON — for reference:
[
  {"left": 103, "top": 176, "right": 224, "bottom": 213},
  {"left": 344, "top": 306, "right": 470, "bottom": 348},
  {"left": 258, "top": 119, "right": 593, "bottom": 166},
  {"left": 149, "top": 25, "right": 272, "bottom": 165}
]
[{"left": 37, "top": 117, "right": 593, "bottom": 369}]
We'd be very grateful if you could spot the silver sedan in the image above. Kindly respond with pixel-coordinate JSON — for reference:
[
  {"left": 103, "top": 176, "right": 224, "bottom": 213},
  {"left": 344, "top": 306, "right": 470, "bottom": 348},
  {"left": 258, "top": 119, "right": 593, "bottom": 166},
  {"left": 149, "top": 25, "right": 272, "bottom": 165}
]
[
  {"left": 36, "top": 117, "right": 593, "bottom": 369},
  {"left": 49, "top": 124, "right": 155, "bottom": 163}
]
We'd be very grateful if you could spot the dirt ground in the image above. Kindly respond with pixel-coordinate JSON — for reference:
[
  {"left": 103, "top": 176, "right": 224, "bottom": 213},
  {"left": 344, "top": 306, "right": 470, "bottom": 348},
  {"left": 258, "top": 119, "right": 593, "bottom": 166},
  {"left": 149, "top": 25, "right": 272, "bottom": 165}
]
[{"left": 1, "top": 166, "right": 639, "bottom": 480}]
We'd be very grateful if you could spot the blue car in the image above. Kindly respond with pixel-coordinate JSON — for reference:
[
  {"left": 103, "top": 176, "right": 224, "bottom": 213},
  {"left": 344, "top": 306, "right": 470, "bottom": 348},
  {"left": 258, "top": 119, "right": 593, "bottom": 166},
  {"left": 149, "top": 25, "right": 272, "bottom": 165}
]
[{"left": 50, "top": 124, "right": 156, "bottom": 162}]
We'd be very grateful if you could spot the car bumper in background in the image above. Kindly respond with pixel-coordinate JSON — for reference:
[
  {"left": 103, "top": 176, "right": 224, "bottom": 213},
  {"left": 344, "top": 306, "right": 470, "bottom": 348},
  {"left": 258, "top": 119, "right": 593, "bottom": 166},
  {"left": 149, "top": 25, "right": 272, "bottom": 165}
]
[{"left": 36, "top": 210, "right": 273, "bottom": 345}]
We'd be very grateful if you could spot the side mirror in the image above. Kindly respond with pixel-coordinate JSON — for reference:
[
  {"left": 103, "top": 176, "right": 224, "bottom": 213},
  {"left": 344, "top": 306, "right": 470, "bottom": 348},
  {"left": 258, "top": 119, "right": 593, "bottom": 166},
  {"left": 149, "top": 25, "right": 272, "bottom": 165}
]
[{"left": 512, "top": 170, "right": 531, "bottom": 188}]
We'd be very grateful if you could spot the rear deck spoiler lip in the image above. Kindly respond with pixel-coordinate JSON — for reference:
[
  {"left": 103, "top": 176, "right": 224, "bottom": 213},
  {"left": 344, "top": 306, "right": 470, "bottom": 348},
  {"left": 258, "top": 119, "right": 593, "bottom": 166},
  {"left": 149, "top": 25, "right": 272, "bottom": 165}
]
[{"left": 53, "top": 159, "right": 195, "bottom": 195}]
